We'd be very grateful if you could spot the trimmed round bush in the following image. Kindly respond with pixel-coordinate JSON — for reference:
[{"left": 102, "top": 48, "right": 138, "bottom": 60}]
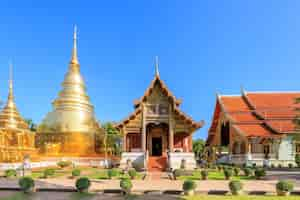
[
  {"left": 270, "top": 163, "right": 275, "bottom": 168},
  {"left": 120, "top": 178, "right": 132, "bottom": 194},
  {"left": 72, "top": 169, "right": 81, "bottom": 177},
  {"left": 107, "top": 168, "right": 118, "bottom": 179},
  {"left": 234, "top": 167, "right": 240, "bottom": 176},
  {"left": 75, "top": 177, "right": 91, "bottom": 193},
  {"left": 43, "top": 168, "right": 55, "bottom": 178},
  {"left": 243, "top": 168, "right": 253, "bottom": 177},
  {"left": 19, "top": 177, "right": 35, "bottom": 193},
  {"left": 254, "top": 168, "right": 266, "bottom": 180},
  {"left": 278, "top": 164, "right": 282, "bottom": 168},
  {"left": 223, "top": 168, "right": 233, "bottom": 180},
  {"left": 57, "top": 160, "right": 72, "bottom": 168},
  {"left": 5, "top": 169, "right": 17, "bottom": 178},
  {"left": 288, "top": 163, "right": 293, "bottom": 168},
  {"left": 183, "top": 180, "right": 196, "bottom": 191},
  {"left": 201, "top": 170, "right": 208, "bottom": 180},
  {"left": 229, "top": 180, "right": 243, "bottom": 195},
  {"left": 276, "top": 180, "right": 294, "bottom": 196},
  {"left": 183, "top": 180, "right": 196, "bottom": 196},
  {"left": 128, "top": 168, "right": 137, "bottom": 179}
]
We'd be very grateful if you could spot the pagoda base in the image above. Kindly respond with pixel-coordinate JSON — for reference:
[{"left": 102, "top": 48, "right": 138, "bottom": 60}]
[
  {"left": 36, "top": 132, "right": 98, "bottom": 157},
  {"left": 0, "top": 148, "right": 38, "bottom": 163}
]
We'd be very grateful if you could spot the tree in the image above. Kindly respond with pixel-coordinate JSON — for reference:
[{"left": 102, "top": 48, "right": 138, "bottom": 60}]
[
  {"left": 25, "top": 118, "right": 37, "bottom": 132},
  {"left": 102, "top": 122, "right": 122, "bottom": 156},
  {"left": 193, "top": 138, "right": 205, "bottom": 160}
]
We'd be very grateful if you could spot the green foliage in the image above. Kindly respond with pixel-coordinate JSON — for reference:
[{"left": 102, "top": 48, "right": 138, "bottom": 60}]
[
  {"left": 201, "top": 170, "right": 208, "bottom": 180},
  {"left": 288, "top": 163, "right": 293, "bottom": 168},
  {"left": 243, "top": 168, "right": 253, "bottom": 177},
  {"left": 72, "top": 169, "right": 81, "bottom": 177},
  {"left": 278, "top": 164, "right": 282, "bottom": 168},
  {"left": 128, "top": 168, "right": 137, "bottom": 179},
  {"left": 254, "top": 168, "right": 266, "bottom": 179},
  {"left": 43, "top": 168, "right": 55, "bottom": 178},
  {"left": 193, "top": 139, "right": 205, "bottom": 159},
  {"left": 229, "top": 180, "right": 243, "bottom": 195},
  {"left": 19, "top": 177, "right": 35, "bottom": 192},
  {"left": 233, "top": 167, "right": 240, "bottom": 176},
  {"left": 5, "top": 169, "right": 17, "bottom": 178},
  {"left": 75, "top": 177, "right": 91, "bottom": 192},
  {"left": 223, "top": 168, "right": 233, "bottom": 180},
  {"left": 295, "top": 154, "right": 300, "bottom": 167},
  {"left": 102, "top": 122, "right": 122, "bottom": 156},
  {"left": 276, "top": 180, "right": 294, "bottom": 192},
  {"left": 120, "top": 178, "right": 132, "bottom": 192},
  {"left": 183, "top": 180, "right": 197, "bottom": 191},
  {"left": 25, "top": 118, "right": 37, "bottom": 131},
  {"left": 57, "top": 160, "right": 72, "bottom": 168},
  {"left": 107, "top": 168, "right": 118, "bottom": 179}
]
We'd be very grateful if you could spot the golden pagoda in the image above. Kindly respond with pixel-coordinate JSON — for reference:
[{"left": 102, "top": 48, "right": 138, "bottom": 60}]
[
  {"left": 0, "top": 64, "right": 36, "bottom": 162},
  {"left": 36, "top": 26, "right": 101, "bottom": 156}
]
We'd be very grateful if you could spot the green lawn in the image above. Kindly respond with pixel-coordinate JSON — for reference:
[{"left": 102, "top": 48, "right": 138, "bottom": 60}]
[
  {"left": 2, "top": 167, "right": 143, "bottom": 180},
  {"left": 178, "top": 170, "right": 254, "bottom": 181},
  {"left": 85, "top": 168, "right": 144, "bottom": 180},
  {"left": 181, "top": 195, "right": 300, "bottom": 200}
]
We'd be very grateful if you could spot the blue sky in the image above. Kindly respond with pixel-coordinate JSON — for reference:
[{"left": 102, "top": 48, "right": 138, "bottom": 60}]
[{"left": 0, "top": 1, "right": 300, "bottom": 139}]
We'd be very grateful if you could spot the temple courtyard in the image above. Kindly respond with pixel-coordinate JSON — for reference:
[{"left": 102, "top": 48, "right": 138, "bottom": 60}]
[{"left": 0, "top": 166, "right": 300, "bottom": 200}]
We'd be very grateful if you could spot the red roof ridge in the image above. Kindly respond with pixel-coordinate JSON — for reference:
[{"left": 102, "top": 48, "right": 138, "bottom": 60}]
[{"left": 245, "top": 90, "right": 300, "bottom": 94}]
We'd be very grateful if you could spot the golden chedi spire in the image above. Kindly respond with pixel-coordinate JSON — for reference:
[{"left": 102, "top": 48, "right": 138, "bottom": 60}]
[
  {"left": 70, "top": 25, "right": 79, "bottom": 65},
  {"left": 38, "top": 26, "right": 99, "bottom": 156},
  {"left": 40, "top": 25, "right": 97, "bottom": 133},
  {"left": 0, "top": 63, "right": 29, "bottom": 130},
  {"left": 155, "top": 56, "right": 159, "bottom": 77}
]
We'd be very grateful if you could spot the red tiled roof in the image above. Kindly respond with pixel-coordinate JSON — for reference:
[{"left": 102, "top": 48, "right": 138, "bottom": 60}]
[
  {"left": 233, "top": 124, "right": 273, "bottom": 137},
  {"left": 207, "top": 91, "right": 300, "bottom": 142}
]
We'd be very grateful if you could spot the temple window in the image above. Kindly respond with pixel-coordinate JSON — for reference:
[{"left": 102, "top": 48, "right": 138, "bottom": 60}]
[
  {"left": 147, "top": 105, "right": 156, "bottom": 115},
  {"left": 159, "top": 105, "right": 168, "bottom": 115},
  {"left": 147, "top": 104, "right": 169, "bottom": 115}
]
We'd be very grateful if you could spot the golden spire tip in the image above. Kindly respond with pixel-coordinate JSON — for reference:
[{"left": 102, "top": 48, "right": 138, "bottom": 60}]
[
  {"left": 155, "top": 56, "right": 159, "bottom": 77},
  {"left": 70, "top": 25, "right": 79, "bottom": 64}
]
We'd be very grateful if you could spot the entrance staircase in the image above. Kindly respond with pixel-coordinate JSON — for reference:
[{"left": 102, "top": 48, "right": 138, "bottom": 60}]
[{"left": 148, "top": 156, "right": 167, "bottom": 171}]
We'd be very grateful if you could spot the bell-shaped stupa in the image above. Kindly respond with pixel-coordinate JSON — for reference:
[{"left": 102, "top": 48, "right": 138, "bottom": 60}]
[
  {"left": 0, "top": 64, "right": 36, "bottom": 162},
  {"left": 37, "top": 26, "right": 100, "bottom": 156}
]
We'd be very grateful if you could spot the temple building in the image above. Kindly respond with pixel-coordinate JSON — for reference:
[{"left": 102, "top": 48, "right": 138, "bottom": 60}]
[
  {"left": 0, "top": 65, "right": 36, "bottom": 162},
  {"left": 117, "top": 59, "right": 204, "bottom": 171},
  {"left": 206, "top": 89, "right": 300, "bottom": 166},
  {"left": 36, "top": 27, "right": 101, "bottom": 156}
]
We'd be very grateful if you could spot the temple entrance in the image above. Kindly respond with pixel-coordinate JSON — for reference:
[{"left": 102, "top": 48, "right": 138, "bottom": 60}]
[{"left": 152, "top": 137, "right": 162, "bottom": 156}]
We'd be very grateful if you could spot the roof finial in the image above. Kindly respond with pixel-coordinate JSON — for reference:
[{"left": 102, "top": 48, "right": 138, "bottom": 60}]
[
  {"left": 8, "top": 61, "right": 14, "bottom": 101},
  {"left": 240, "top": 85, "right": 247, "bottom": 95},
  {"left": 70, "top": 25, "right": 79, "bottom": 64},
  {"left": 155, "top": 56, "right": 159, "bottom": 77}
]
